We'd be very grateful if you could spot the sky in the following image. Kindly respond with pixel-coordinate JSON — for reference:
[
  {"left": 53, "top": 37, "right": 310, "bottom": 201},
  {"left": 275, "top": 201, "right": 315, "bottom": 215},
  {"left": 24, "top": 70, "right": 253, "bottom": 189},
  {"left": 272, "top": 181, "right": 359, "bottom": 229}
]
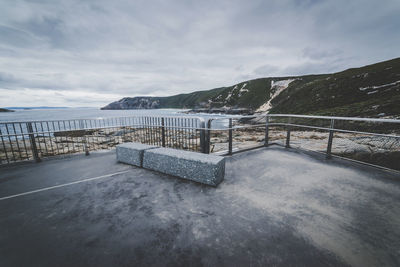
[{"left": 0, "top": 0, "right": 399, "bottom": 107}]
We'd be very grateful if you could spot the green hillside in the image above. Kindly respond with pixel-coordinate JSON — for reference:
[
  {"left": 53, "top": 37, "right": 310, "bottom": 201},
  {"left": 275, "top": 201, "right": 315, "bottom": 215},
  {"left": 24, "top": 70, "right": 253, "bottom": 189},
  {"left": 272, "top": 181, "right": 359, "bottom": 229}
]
[
  {"left": 157, "top": 87, "right": 226, "bottom": 108},
  {"left": 102, "top": 57, "right": 400, "bottom": 117},
  {"left": 269, "top": 57, "right": 400, "bottom": 117}
]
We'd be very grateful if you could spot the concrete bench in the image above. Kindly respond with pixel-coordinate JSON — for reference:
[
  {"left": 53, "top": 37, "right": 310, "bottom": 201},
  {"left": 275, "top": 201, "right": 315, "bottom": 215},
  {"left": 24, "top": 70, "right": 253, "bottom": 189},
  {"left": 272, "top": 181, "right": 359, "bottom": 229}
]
[
  {"left": 116, "top": 143, "right": 157, "bottom": 167},
  {"left": 143, "top": 148, "right": 225, "bottom": 186}
]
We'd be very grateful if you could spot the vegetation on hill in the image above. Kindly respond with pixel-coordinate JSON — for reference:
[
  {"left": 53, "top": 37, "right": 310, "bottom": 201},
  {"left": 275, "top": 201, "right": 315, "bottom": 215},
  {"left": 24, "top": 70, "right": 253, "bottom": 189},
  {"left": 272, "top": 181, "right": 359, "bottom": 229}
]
[
  {"left": 0, "top": 108, "right": 14, "bottom": 112},
  {"left": 102, "top": 57, "right": 400, "bottom": 117},
  {"left": 269, "top": 57, "right": 400, "bottom": 117}
]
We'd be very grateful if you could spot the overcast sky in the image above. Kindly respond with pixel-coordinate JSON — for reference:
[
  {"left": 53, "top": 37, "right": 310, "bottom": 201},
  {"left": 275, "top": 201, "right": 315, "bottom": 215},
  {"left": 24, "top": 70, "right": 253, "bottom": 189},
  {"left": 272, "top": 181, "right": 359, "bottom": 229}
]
[{"left": 0, "top": 0, "right": 399, "bottom": 107}]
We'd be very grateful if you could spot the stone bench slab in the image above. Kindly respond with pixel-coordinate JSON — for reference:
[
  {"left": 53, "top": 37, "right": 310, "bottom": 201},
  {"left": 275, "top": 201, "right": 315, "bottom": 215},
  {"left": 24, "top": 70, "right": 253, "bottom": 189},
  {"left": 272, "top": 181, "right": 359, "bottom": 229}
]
[
  {"left": 116, "top": 143, "right": 158, "bottom": 167},
  {"left": 143, "top": 148, "right": 225, "bottom": 186}
]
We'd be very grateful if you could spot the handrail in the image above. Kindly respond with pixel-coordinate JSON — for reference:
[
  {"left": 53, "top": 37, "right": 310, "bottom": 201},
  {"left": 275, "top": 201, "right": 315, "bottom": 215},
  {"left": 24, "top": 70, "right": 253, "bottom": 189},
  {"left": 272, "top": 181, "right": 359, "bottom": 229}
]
[
  {"left": 0, "top": 115, "right": 205, "bottom": 165},
  {"left": 205, "top": 114, "right": 399, "bottom": 171},
  {"left": 209, "top": 113, "right": 400, "bottom": 123},
  {"left": 0, "top": 114, "right": 205, "bottom": 125},
  {"left": 268, "top": 114, "right": 400, "bottom": 123},
  {"left": 1, "top": 113, "right": 399, "bottom": 171},
  {"left": 268, "top": 123, "right": 400, "bottom": 139}
]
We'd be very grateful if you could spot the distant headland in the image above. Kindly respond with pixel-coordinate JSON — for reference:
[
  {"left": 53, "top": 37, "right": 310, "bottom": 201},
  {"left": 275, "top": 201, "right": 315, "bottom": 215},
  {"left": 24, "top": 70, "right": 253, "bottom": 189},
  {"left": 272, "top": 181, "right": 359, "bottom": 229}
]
[
  {"left": 4, "top": 106, "right": 70, "bottom": 110},
  {"left": 0, "top": 108, "right": 14, "bottom": 112}
]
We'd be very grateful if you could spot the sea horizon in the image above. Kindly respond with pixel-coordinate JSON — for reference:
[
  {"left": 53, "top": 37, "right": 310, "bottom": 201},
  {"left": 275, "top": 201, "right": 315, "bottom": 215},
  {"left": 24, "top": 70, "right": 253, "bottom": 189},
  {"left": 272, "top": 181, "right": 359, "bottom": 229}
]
[{"left": 0, "top": 107, "right": 192, "bottom": 122}]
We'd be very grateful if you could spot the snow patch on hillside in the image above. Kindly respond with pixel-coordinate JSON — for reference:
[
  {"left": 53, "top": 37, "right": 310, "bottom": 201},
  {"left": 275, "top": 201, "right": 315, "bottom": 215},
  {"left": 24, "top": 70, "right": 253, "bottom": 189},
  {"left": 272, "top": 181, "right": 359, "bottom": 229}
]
[
  {"left": 238, "top": 83, "right": 249, "bottom": 97},
  {"left": 359, "top": 80, "right": 400, "bottom": 91},
  {"left": 225, "top": 90, "right": 234, "bottom": 101},
  {"left": 257, "top": 79, "right": 297, "bottom": 112},
  {"left": 224, "top": 83, "right": 249, "bottom": 101}
]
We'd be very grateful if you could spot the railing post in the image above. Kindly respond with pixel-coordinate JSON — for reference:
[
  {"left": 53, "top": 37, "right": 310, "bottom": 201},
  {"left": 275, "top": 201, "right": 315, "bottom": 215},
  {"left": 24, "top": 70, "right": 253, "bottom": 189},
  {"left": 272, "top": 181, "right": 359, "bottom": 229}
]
[
  {"left": 286, "top": 117, "right": 291, "bottom": 148},
  {"left": 206, "top": 120, "right": 212, "bottom": 154},
  {"left": 199, "top": 119, "right": 206, "bottom": 153},
  {"left": 264, "top": 115, "right": 269, "bottom": 146},
  {"left": 161, "top": 118, "right": 166, "bottom": 147},
  {"left": 228, "top": 118, "right": 233, "bottom": 155},
  {"left": 326, "top": 119, "right": 335, "bottom": 159},
  {"left": 200, "top": 119, "right": 211, "bottom": 154},
  {"left": 0, "top": 128, "right": 10, "bottom": 164},
  {"left": 27, "top": 122, "right": 41, "bottom": 162},
  {"left": 80, "top": 120, "right": 89, "bottom": 156}
]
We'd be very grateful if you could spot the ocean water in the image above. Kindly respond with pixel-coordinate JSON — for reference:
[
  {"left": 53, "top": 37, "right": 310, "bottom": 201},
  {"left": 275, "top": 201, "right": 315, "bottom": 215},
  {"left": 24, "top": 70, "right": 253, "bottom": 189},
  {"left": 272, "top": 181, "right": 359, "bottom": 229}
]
[
  {"left": 0, "top": 108, "right": 232, "bottom": 135},
  {"left": 0, "top": 108, "right": 189, "bottom": 122},
  {"left": 0, "top": 107, "right": 234, "bottom": 121}
]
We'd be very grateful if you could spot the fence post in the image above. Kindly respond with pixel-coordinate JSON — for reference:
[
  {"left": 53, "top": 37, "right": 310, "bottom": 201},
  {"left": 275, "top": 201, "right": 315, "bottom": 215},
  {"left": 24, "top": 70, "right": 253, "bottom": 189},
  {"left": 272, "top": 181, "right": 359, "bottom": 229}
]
[
  {"left": 161, "top": 118, "right": 166, "bottom": 147},
  {"left": 0, "top": 128, "right": 10, "bottom": 164},
  {"left": 326, "top": 119, "right": 335, "bottom": 159},
  {"left": 206, "top": 120, "right": 212, "bottom": 154},
  {"left": 286, "top": 117, "right": 291, "bottom": 148},
  {"left": 228, "top": 118, "right": 233, "bottom": 155},
  {"left": 27, "top": 122, "right": 41, "bottom": 162},
  {"left": 199, "top": 119, "right": 206, "bottom": 153},
  {"left": 199, "top": 119, "right": 211, "bottom": 154},
  {"left": 80, "top": 120, "right": 89, "bottom": 156},
  {"left": 264, "top": 115, "right": 269, "bottom": 146}
]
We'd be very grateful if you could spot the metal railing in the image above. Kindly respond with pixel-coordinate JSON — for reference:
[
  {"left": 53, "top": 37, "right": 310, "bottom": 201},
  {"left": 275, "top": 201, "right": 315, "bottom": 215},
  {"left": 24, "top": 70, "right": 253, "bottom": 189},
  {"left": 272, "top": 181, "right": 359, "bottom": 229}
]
[
  {"left": 1, "top": 114, "right": 399, "bottom": 171},
  {"left": 206, "top": 114, "right": 400, "bottom": 171},
  {"left": 0, "top": 116, "right": 207, "bottom": 165}
]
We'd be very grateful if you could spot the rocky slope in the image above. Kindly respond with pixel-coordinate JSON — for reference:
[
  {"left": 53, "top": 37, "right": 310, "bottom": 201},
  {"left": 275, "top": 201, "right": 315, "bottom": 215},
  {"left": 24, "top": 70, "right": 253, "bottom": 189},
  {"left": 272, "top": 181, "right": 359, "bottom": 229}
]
[
  {"left": 102, "top": 57, "right": 400, "bottom": 117},
  {"left": 0, "top": 108, "right": 14, "bottom": 112},
  {"left": 102, "top": 97, "right": 161, "bottom": 109}
]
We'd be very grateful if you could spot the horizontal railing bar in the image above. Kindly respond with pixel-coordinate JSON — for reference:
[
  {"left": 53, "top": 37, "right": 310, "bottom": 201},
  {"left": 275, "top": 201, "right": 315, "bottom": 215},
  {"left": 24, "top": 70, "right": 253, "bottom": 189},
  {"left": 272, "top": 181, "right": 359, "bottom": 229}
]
[
  {"left": 232, "top": 124, "right": 266, "bottom": 129},
  {"left": 208, "top": 113, "right": 400, "bottom": 124},
  {"left": 2, "top": 114, "right": 398, "bottom": 129},
  {"left": 2, "top": 115, "right": 399, "bottom": 131},
  {"left": 206, "top": 114, "right": 264, "bottom": 120},
  {"left": 0, "top": 124, "right": 204, "bottom": 138},
  {"left": 269, "top": 123, "right": 400, "bottom": 139},
  {"left": 0, "top": 115, "right": 204, "bottom": 125},
  {"left": 2, "top": 121, "right": 399, "bottom": 138},
  {"left": 268, "top": 114, "right": 400, "bottom": 123}
]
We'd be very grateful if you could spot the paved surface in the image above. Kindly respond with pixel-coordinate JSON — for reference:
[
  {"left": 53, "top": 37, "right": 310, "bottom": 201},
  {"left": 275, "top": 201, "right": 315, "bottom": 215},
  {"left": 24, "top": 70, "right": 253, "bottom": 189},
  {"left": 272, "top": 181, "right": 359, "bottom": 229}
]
[{"left": 0, "top": 147, "right": 399, "bottom": 267}]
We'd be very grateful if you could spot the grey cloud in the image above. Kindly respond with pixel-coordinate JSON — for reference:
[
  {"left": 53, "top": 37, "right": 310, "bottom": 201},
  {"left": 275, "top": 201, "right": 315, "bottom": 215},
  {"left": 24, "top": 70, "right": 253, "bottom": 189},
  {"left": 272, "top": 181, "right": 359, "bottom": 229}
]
[
  {"left": 0, "top": 0, "right": 399, "bottom": 107},
  {"left": 281, "top": 56, "right": 353, "bottom": 76},
  {"left": 253, "top": 64, "right": 280, "bottom": 76},
  {"left": 0, "top": 25, "right": 44, "bottom": 48},
  {"left": 0, "top": 72, "right": 16, "bottom": 83},
  {"left": 302, "top": 47, "right": 342, "bottom": 60}
]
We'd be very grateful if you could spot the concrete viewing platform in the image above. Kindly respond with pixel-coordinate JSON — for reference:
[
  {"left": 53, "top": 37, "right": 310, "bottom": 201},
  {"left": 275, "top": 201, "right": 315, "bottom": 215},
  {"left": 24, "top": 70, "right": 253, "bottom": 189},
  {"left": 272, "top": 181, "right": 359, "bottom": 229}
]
[{"left": 0, "top": 146, "right": 399, "bottom": 266}]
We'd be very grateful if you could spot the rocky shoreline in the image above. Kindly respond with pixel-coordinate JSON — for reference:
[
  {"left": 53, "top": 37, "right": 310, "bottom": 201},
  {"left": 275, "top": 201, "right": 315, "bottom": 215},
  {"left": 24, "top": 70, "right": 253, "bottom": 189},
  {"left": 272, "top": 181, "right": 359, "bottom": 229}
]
[{"left": 0, "top": 108, "right": 14, "bottom": 112}]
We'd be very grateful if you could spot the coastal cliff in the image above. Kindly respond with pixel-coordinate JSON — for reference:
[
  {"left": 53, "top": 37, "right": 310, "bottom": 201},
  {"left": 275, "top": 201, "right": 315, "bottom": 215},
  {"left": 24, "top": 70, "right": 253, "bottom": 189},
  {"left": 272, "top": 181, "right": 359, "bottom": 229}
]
[
  {"left": 102, "top": 57, "right": 400, "bottom": 117},
  {"left": 0, "top": 108, "right": 14, "bottom": 112}
]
